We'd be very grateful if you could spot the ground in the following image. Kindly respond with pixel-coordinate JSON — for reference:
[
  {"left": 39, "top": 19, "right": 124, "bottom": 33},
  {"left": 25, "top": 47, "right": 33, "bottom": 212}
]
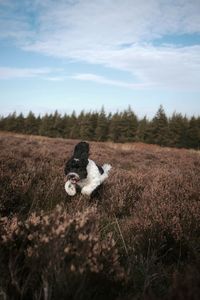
[{"left": 0, "top": 131, "right": 200, "bottom": 300}]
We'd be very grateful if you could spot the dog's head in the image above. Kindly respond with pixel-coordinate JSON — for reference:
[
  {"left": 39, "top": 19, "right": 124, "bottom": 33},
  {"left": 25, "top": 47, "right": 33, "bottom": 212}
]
[{"left": 64, "top": 142, "right": 89, "bottom": 183}]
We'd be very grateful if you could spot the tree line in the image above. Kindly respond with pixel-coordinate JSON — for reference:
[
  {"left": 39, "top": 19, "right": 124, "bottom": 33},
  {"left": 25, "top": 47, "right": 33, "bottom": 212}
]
[{"left": 0, "top": 106, "right": 199, "bottom": 149}]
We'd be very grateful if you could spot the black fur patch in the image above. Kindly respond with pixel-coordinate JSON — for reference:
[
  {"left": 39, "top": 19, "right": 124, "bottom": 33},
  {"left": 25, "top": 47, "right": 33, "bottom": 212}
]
[
  {"left": 97, "top": 164, "right": 104, "bottom": 175},
  {"left": 73, "top": 141, "right": 89, "bottom": 159},
  {"left": 64, "top": 141, "right": 90, "bottom": 180}
]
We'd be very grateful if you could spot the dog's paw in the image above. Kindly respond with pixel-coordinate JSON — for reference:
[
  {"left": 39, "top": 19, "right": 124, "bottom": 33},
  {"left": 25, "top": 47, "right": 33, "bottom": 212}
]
[
  {"left": 65, "top": 180, "right": 76, "bottom": 196},
  {"left": 81, "top": 186, "right": 93, "bottom": 196}
]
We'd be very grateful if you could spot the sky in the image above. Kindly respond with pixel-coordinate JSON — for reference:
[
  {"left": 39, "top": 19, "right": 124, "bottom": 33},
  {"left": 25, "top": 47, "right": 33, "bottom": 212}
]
[{"left": 0, "top": 0, "right": 200, "bottom": 118}]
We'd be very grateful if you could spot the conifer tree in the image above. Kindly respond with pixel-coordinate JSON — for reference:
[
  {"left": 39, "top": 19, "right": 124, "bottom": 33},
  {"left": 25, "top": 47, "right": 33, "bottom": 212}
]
[
  {"left": 69, "top": 111, "right": 79, "bottom": 139},
  {"left": 25, "top": 111, "right": 39, "bottom": 135},
  {"left": 79, "top": 112, "right": 98, "bottom": 140},
  {"left": 0, "top": 107, "right": 199, "bottom": 149},
  {"left": 168, "top": 113, "right": 188, "bottom": 148},
  {"left": 39, "top": 113, "right": 54, "bottom": 137},
  {"left": 61, "top": 113, "right": 70, "bottom": 138},
  {"left": 120, "top": 106, "right": 138, "bottom": 142},
  {"left": 109, "top": 112, "right": 122, "bottom": 142},
  {"left": 4, "top": 112, "right": 18, "bottom": 132},
  {"left": 51, "top": 111, "right": 64, "bottom": 137},
  {"left": 0, "top": 115, "right": 5, "bottom": 130},
  {"left": 14, "top": 113, "right": 25, "bottom": 133},
  {"left": 146, "top": 105, "right": 169, "bottom": 146},
  {"left": 137, "top": 116, "right": 149, "bottom": 142},
  {"left": 88, "top": 112, "right": 99, "bottom": 140},
  {"left": 187, "top": 116, "right": 200, "bottom": 149},
  {"left": 79, "top": 111, "right": 89, "bottom": 140},
  {"left": 95, "top": 107, "right": 108, "bottom": 141}
]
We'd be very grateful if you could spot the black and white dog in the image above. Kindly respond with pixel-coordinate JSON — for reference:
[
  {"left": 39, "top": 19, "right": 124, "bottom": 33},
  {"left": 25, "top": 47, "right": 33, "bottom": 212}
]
[{"left": 64, "top": 141, "right": 111, "bottom": 197}]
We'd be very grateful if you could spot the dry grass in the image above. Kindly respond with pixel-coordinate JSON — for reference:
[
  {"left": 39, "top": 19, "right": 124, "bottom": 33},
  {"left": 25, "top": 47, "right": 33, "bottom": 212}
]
[{"left": 0, "top": 132, "right": 200, "bottom": 300}]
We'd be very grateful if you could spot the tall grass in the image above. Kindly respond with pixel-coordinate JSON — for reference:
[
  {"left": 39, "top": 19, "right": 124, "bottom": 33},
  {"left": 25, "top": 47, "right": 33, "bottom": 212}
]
[{"left": 0, "top": 132, "right": 200, "bottom": 299}]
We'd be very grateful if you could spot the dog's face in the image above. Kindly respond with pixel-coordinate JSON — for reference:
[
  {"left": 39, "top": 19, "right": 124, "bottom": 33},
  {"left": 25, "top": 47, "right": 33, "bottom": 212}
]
[
  {"left": 64, "top": 142, "right": 89, "bottom": 183},
  {"left": 64, "top": 157, "right": 88, "bottom": 183}
]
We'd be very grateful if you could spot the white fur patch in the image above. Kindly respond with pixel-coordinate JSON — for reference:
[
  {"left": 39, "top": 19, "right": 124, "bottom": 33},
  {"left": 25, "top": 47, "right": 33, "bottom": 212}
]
[
  {"left": 78, "top": 159, "right": 112, "bottom": 196},
  {"left": 64, "top": 159, "right": 112, "bottom": 197}
]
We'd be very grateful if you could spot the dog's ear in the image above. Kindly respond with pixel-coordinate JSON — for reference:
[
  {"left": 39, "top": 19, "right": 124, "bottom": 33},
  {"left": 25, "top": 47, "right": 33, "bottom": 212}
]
[
  {"left": 64, "top": 159, "right": 71, "bottom": 175},
  {"left": 74, "top": 141, "right": 89, "bottom": 159}
]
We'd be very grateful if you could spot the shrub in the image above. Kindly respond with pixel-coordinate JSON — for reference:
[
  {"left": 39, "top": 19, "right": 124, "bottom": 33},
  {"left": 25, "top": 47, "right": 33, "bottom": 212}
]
[
  {"left": 0, "top": 133, "right": 200, "bottom": 299},
  {"left": 0, "top": 204, "right": 124, "bottom": 299}
]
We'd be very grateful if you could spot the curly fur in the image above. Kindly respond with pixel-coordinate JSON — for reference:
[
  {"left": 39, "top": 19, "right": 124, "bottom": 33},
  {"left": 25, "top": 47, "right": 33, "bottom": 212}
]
[{"left": 64, "top": 142, "right": 111, "bottom": 197}]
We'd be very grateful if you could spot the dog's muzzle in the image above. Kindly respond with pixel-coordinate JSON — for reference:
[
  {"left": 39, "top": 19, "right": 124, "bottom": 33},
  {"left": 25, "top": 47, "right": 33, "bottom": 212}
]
[{"left": 66, "top": 172, "right": 80, "bottom": 184}]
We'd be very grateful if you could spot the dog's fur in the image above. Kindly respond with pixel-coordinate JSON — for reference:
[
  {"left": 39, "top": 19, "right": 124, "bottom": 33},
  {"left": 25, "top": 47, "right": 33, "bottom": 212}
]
[{"left": 64, "top": 141, "right": 111, "bottom": 197}]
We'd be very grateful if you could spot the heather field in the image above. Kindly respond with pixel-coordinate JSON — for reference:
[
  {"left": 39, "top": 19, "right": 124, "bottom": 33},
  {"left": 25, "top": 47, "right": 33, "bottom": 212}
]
[{"left": 0, "top": 131, "right": 200, "bottom": 300}]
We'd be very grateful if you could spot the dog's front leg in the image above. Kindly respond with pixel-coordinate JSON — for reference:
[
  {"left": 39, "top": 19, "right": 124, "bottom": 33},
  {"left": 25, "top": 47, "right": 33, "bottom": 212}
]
[{"left": 81, "top": 180, "right": 101, "bottom": 196}]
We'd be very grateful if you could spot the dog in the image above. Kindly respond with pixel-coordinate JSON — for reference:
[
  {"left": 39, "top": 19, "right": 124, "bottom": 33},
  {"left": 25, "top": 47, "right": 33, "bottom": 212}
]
[{"left": 64, "top": 141, "right": 111, "bottom": 197}]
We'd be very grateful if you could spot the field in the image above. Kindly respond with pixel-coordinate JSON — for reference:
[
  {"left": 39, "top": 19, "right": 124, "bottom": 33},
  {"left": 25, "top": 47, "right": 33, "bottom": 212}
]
[{"left": 0, "top": 131, "right": 200, "bottom": 300}]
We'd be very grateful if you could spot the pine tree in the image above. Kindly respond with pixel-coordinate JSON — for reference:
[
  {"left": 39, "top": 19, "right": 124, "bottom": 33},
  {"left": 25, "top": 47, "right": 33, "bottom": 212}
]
[
  {"left": 120, "top": 106, "right": 138, "bottom": 142},
  {"left": 13, "top": 113, "right": 25, "bottom": 133},
  {"left": 0, "top": 115, "right": 5, "bottom": 130},
  {"left": 137, "top": 116, "right": 149, "bottom": 142},
  {"left": 79, "top": 111, "right": 89, "bottom": 140},
  {"left": 79, "top": 112, "right": 98, "bottom": 141},
  {"left": 50, "top": 110, "right": 63, "bottom": 137},
  {"left": 95, "top": 107, "right": 108, "bottom": 141},
  {"left": 4, "top": 112, "right": 18, "bottom": 132},
  {"left": 39, "top": 113, "right": 54, "bottom": 137},
  {"left": 109, "top": 112, "right": 122, "bottom": 142},
  {"left": 187, "top": 116, "right": 200, "bottom": 149},
  {"left": 88, "top": 112, "right": 98, "bottom": 140},
  {"left": 61, "top": 114, "right": 70, "bottom": 138},
  {"left": 146, "top": 105, "right": 169, "bottom": 146},
  {"left": 0, "top": 107, "right": 199, "bottom": 149},
  {"left": 69, "top": 111, "right": 80, "bottom": 139},
  {"left": 168, "top": 113, "right": 188, "bottom": 148},
  {"left": 25, "top": 111, "right": 39, "bottom": 135}
]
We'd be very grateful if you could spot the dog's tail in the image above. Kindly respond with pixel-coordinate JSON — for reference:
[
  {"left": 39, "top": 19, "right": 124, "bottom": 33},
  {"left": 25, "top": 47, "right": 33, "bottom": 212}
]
[
  {"left": 102, "top": 164, "right": 112, "bottom": 174},
  {"left": 99, "top": 164, "right": 112, "bottom": 184}
]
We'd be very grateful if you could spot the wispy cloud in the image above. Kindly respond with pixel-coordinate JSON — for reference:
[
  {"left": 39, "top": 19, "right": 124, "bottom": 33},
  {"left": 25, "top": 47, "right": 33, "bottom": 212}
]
[
  {"left": 0, "top": 0, "right": 200, "bottom": 90},
  {"left": 22, "top": 0, "right": 200, "bottom": 48},
  {"left": 0, "top": 0, "right": 33, "bottom": 42},
  {"left": 85, "top": 45, "right": 200, "bottom": 91},
  {"left": 0, "top": 67, "right": 58, "bottom": 79},
  {"left": 71, "top": 73, "right": 151, "bottom": 89},
  {"left": 22, "top": 0, "right": 200, "bottom": 50}
]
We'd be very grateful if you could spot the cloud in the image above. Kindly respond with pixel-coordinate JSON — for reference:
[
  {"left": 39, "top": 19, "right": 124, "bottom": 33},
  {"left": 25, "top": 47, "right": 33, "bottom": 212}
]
[
  {"left": 0, "top": 0, "right": 33, "bottom": 42},
  {"left": 84, "top": 44, "right": 200, "bottom": 91},
  {"left": 71, "top": 73, "right": 152, "bottom": 89},
  {"left": 0, "top": 67, "right": 58, "bottom": 79},
  {"left": 2, "top": 0, "right": 200, "bottom": 51},
  {"left": 21, "top": 0, "right": 200, "bottom": 50},
  {"left": 44, "top": 76, "right": 66, "bottom": 81},
  {"left": 1, "top": 0, "right": 200, "bottom": 90}
]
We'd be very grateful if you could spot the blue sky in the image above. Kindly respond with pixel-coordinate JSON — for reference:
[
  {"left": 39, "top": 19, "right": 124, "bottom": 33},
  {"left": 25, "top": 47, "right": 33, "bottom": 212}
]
[{"left": 0, "top": 0, "right": 200, "bottom": 118}]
